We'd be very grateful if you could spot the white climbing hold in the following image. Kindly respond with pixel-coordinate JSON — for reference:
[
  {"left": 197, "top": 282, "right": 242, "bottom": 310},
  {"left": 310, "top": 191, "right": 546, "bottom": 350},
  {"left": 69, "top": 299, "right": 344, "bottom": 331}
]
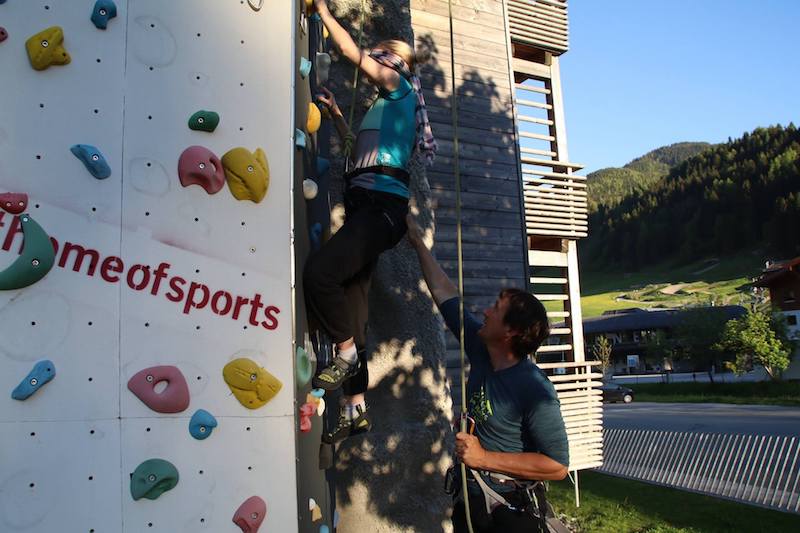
[{"left": 302, "top": 179, "right": 318, "bottom": 200}]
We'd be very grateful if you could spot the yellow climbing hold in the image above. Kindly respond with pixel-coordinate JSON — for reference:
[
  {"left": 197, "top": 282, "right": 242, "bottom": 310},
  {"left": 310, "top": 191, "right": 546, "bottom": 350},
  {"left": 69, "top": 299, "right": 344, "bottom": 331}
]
[
  {"left": 223, "top": 358, "right": 282, "bottom": 409},
  {"left": 26, "top": 26, "right": 70, "bottom": 71},
  {"left": 221, "top": 147, "right": 269, "bottom": 203},
  {"left": 307, "top": 103, "right": 322, "bottom": 134}
]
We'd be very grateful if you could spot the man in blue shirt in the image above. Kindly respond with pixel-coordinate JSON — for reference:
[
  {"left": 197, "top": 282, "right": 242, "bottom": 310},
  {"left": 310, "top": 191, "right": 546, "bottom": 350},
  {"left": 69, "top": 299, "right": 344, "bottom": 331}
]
[{"left": 407, "top": 216, "right": 569, "bottom": 532}]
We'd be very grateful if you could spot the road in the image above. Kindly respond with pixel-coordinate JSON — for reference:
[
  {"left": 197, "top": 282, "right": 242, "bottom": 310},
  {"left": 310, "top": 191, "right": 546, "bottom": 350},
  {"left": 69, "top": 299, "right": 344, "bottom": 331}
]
[{"left": 604, "top": 402, "right": 800, "bottom": 437}]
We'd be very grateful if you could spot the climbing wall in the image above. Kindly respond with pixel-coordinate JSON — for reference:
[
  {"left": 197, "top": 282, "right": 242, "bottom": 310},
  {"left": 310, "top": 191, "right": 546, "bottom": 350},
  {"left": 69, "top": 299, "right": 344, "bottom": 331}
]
[{"left": 0, "top": 1, "right": 331, "bottom": 531}]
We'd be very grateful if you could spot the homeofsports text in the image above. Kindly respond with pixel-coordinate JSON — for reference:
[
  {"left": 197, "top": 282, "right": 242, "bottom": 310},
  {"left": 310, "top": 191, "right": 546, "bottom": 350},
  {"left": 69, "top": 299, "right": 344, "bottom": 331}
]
[{"left": 0, "top": 212, "right": 281, "bottom": 330}]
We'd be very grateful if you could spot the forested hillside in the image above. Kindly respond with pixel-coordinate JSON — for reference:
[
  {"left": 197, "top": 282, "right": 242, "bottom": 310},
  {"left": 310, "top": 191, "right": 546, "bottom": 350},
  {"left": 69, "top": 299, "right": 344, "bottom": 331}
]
[
  {"left": 582, "top": 124, "right": 800, "bottom": 271},
  {"left": 587, "top": 142, "right": 711, "bottom": 212}
]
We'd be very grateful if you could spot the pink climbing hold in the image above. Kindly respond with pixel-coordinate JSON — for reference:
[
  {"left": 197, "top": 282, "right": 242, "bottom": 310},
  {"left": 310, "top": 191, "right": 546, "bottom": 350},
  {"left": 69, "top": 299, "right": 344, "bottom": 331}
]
[
  {"left": 0, "top": 193, "right": 28, "bottom": 215},
  {"left": 127, "top": 365, "right": 190, "bottom": 413},
  {"left": 178, "top": 145, "right": 225, "bottom": 195},
  {"left": 232, "top": 496, "right": 267, "bottom": 533},
  {"left": 299, "top": 402, "right": 315, "bottom": 433}
]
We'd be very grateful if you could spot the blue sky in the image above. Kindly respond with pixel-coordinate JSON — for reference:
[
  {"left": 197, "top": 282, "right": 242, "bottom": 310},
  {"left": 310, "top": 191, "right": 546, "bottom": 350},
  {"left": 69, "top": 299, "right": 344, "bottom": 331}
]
[{"left": 560, "top": 0, "right": 800, "bottom": 173}]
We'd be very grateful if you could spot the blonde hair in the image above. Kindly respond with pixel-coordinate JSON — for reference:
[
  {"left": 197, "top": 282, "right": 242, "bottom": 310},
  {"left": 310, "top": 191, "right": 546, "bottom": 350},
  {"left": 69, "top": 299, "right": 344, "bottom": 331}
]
[{"left": 374, "top": 39, "right": 416, "bottom": 70}]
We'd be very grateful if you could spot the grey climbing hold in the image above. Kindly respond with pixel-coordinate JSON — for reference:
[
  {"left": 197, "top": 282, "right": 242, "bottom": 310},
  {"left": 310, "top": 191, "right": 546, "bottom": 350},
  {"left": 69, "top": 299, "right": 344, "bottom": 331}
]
[
  {"left": 189, "top": 409, "right": 218, "bottom": 440},
  {"left": 130, "top": 459, "right": 179, "bottom": 501},
  {"left": 302, "top": 179, "right": 318, "bottom": 200},
  {"left": 70, "top": 144, "right": 111, "bottom": 179},
  {"left": 91, "top": 0, "right": 117, "bottom": 30},
  {"left": 12, "top": 360, "right": 56, "bottom": 400},
  {"left": 315, "top": 53, "right": 331, "bottom": 84}
]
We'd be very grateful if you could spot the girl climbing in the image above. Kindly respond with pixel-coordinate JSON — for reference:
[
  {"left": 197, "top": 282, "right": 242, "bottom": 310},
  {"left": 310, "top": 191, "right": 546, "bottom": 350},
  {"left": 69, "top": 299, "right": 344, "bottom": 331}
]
[{"left": 304, "top": 0, "right": 437, "bottom": 444}]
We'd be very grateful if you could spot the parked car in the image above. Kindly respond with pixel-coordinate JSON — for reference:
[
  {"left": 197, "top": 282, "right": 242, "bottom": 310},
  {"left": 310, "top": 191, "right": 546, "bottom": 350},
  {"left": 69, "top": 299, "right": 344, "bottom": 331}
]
[{"left": 601, "top": 383, "right": 634, "bottom": 403}]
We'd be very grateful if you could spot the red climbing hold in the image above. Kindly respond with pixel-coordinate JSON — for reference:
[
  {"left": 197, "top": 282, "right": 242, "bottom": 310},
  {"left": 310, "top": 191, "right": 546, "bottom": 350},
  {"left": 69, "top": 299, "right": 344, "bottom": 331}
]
[
  {"left": 233, "top": 496, "right": 267, "bottom": 533},
  {"left": 127, "top": 365, "right": 190, "bottom": 413},
  {"left": 0, "top": 193, "right": 29, "bottom": 215}
]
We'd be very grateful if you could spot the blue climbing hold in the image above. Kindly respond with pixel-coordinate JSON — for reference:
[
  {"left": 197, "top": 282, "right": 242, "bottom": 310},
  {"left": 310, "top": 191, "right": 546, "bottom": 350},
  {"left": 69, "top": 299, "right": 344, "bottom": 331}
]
[
  {"left": 317, "top": 157, "right": 330, "bottom": 177},
  {"left": 300, "top": 57, "right": 312, "bottom": 79},
  {"left": 12, "top": 360, "right": 56, "bottom": 400},
  {"left": 70, "top": 144, "right": 111, "bottom": 179},
  {"left": 309, "top": 13, "right": 321, "bottom": 23},
  {"left": 296, "top": 129, "right": 307, "bottom": 149},
  {"left": 311, "top": 388, "right": 325, "bottom": 398},
  {"left": 91, "top": 0, "right": 117, "bottom": 30},
  {"left": 189, "top": 409, "right": 218, "bottom": 440},
  {"left": 310, "top": 222, "right": 322, "bottom": 251},
  {"left": 320, "top": 526, "right": 330, "bottom": 533}
]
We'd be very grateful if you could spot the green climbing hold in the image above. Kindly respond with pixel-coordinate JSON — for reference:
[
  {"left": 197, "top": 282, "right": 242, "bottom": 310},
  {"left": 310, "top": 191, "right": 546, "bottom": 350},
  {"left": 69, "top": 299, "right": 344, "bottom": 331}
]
[
  {"left": 188, "top": 110, "right": 220, "bottom": 132},
  {"left": 130, "top": 459, "right": 179, "bottom": 501},
  {"left": 296, "top": 346, "right": 313, "bottom": 387},
  {"left": 0, "top": 214, "right": 56, "bottom": 291}
]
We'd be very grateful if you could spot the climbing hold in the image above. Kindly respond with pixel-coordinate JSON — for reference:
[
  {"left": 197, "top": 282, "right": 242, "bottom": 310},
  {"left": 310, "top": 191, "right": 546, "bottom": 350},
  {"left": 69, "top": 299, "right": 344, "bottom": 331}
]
[
  {"left": 0, "top": 27, "right": 8, "bottom": 43},
  {"left": 127, "top": 366, "right": 190, "bottom": 414},
  {"left": 334, "top": 510, "right": 340, "bottom": 528},
  {"left": 309, "top": 222, "right": 322, "bottom": 251},
  {"left": 232, "top": 496, "right": 266, "bottom": 533},
  {"left": 310, "top": 388, "right": 325, "bottom": 399},
  {"left": 300, "top": 57, "right": 312, "bottom": 79},
  {"left": 70, "top": 144, "right": 111, "bottom": 179},
  {"left": 247, "top": 0, "right": 264, "bottom": 12},
  {"left": 315, "top": 52, "right": 331, "bottom": 84},
  {"left": 0, "top": 193, "right": 28, "bottom": 215},
  {"left": 300, "top": 414, "right": 312, "bottom": 433},
  {"left": 188, "top": 110, "right": 220, "bottom": 132},
  {"left": 302, "top": 179, "right": 318, "bottom": 200},
  {"left": 320, "top": 526, "right": 330, "bottom": 533},
  {"left": 25, "top": 26, "right": 70, "bottom": 71},
  {"left": 317, "top": 397, "right": 326, "bottom": 416},
  {"left": 309, "top": 13, "right": 321, "bottom": 23},
  {"left": 11, "top": 360, "right": 56, "bottom": 400},
  {"left": 296, "top": 129, "right": 307, "bottom": 149},
  {"left": 307, "top": 103, "right": 321, "bottom": 134},
  {"left": 223, "top": 358, "right": 282, "bottom": 410},
  {"left": 178, "top": 145, "right": 225, "bottom": 194},
  {"left": 221, "top": 147, "right": 269, "bottom": 203},
  {"left": 317, "top": 157, "right": 330, "bottom": 177},
  {"left": 309, "top": 498, "right": 322, "bottom": 522},
  {"left": 130, "top": 459, "right": 179, "bottom": 501},
  {"left": 296, "top": 346, "right": 313, "bottom": 386},
  {"left": 189, "top": 409, "right": 218, "bottom": 440},
  {"left": 305, "top": 0, "right": 314, "bottom": 15},
  {"left": 91, "top": 0, "right": 118, "bottom": 30},
  {"left": 0, "top": 214, "right": 56, "bottom": 291}
]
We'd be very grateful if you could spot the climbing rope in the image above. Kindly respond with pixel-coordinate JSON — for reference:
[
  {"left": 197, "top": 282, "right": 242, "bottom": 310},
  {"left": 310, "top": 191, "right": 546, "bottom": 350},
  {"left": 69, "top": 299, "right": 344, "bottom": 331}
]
[
  {"left": 446, "top": 1, "right": 474, "bottom": 532},
  {"left": 343, "top": 0, "right": 367, "bottom": 166}
]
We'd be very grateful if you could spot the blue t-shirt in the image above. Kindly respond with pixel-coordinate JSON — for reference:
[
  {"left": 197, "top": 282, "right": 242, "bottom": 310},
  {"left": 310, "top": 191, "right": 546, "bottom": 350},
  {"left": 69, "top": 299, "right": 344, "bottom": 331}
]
[
  {"left": 349, "top": 76, "right": 417, "bottom": 198},
  {"left": 439, "top": 297, "right": 569, "bottom": 469}
]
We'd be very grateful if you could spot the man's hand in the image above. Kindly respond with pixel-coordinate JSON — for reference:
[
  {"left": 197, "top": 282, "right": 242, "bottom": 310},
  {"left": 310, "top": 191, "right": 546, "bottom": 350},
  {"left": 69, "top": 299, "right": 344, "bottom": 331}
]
[
  {"left": 406, "top": 214, "right": 425, "bottom": 250},
  {"left": 455, "top": 432, "right": 488, "bottom": 469}
]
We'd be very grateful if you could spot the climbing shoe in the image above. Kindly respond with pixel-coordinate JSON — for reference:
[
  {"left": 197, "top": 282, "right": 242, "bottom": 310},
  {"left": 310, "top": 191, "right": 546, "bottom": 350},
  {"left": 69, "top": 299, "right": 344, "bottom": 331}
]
[
  {"left": 312, "top": 356, "right": 358, "bottom": 391},
  {"left": 322, "top": 405, "right": 371, "bottom": 444}
]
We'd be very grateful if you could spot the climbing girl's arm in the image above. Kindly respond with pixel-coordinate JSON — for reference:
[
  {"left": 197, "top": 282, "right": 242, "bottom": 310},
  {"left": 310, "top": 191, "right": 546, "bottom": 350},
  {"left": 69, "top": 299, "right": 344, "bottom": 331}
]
[
  {"left": 314, "top": 0, "right": 400, "bottom": 92},
  {"left": 316, "top": 87, "right": 352, "bottom": 142}
]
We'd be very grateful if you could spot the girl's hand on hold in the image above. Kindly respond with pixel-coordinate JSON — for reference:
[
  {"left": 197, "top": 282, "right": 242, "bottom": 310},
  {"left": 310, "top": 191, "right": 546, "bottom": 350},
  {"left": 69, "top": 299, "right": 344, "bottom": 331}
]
[{"left": 316, "top": 87, "right": 341, "bottom": 117}]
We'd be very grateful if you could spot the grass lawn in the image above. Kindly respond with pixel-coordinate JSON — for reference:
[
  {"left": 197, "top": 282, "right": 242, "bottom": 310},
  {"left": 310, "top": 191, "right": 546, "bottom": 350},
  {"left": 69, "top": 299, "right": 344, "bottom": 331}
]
[
  {"left": 548, "top": 470, "right": 800, "bottom": 533},
  {"left": 579, "top": 254, "right": 764, "bottom": 318},
  {"left": 630, "top": 381, "right": 800, "bottom": 407}
]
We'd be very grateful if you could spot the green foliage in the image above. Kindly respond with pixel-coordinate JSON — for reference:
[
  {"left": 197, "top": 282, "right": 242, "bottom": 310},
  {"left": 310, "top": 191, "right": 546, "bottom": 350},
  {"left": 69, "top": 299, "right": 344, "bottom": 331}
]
[
  {"left": 590, "top": 336, "right": 613, "bottom": 374},
  {"left": 644, "top": 330, "right": 673, "bottom": 366},
  {"left": 716, "top": 309, "right": 792, "bottom": 379},
  {"left": 630, "top": 381, "right": 800, "bottom": 406},
  {"left": 672, "top": 307, "right": 733, "bottom": 379},
  {"left": 583, "top": 124, "right": 800, "bottom": 271}
]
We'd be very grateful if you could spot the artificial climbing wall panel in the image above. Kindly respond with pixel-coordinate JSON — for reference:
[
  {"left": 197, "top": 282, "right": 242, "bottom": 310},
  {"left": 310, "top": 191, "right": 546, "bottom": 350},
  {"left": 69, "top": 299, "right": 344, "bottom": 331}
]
[{"left": 0, "top": 1, "right": 300, "bottom": 531}]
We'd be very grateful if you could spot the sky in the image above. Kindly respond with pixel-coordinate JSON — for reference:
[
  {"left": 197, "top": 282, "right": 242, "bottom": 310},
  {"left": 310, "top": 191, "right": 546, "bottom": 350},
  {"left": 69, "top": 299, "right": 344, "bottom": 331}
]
[{"left": 560, "top": 0, "right": 800, "bottom": 173}]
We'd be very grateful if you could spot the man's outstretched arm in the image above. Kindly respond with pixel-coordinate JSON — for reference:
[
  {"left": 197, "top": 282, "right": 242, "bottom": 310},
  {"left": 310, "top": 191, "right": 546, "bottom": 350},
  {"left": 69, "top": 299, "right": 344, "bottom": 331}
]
[{"left": 407, "top": 215, "right": 458, "bottom": 306}]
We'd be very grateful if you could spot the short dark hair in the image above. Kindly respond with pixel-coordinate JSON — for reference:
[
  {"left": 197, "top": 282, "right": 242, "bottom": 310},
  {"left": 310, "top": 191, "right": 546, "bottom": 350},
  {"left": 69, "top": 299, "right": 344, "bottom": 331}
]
[{"left": 499, "top": 288, "right": 550, "bottom": 359}]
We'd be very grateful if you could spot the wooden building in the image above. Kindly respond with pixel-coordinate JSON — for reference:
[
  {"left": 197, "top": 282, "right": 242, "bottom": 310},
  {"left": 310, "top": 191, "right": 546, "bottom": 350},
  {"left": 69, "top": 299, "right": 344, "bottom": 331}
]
[{"left": 411, "top": 0, "right": 603, "bottom": 474}]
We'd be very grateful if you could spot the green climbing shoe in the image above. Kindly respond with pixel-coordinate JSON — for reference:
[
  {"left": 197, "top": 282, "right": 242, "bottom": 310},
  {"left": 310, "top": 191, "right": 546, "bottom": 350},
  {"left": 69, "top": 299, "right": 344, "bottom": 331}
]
[
  {"left": 322, "top": 405, "right": 371, "bottom": 444},
  {"left": 312, "top": 356, "right": 358, "bottom": 391}
]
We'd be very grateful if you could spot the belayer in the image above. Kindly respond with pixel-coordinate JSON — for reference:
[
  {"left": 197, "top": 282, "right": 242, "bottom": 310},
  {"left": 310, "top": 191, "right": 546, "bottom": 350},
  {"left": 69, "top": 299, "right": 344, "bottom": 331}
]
[
  {"left": 407, "top": 216, "right": 570, "bottom": 533},
  {"left": 304, "top": 0, "right": 437, "bottom": 444}
]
